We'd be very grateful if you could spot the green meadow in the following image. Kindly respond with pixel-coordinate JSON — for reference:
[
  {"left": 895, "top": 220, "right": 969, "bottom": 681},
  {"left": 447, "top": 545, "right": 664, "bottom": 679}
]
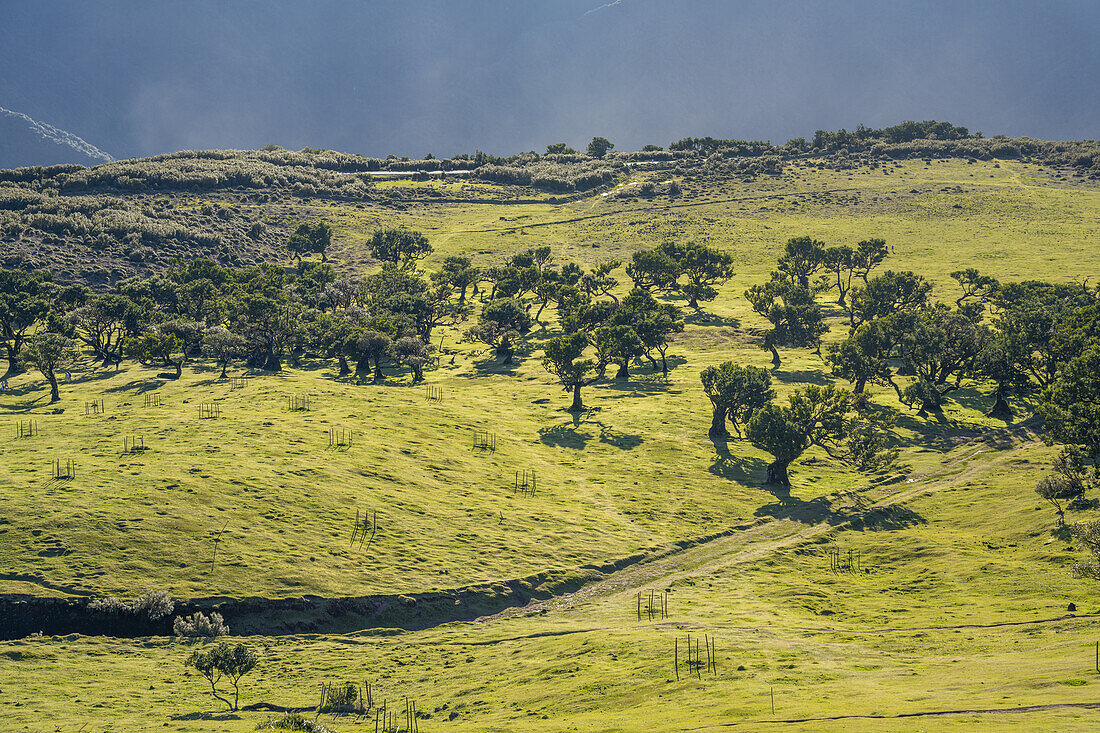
[{"left": 3, "top": 158, "right": 1100, "bottom": 731}]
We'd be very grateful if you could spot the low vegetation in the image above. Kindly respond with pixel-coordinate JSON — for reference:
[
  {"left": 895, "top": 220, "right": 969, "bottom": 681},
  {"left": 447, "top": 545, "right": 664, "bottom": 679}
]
[{"left": 2, "top": 126, "right": 1100, "bottom": 730}]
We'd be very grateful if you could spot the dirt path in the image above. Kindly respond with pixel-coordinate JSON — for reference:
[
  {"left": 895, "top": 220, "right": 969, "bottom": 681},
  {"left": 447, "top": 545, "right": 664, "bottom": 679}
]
[
  {"left": 454, "top": 187, "right": 869, "bottom": 233},
  {"left": 679, "top": 700, "right": 1100, "bottom": 728},
  {"left": 477, "top": 420, "right": 1041, "bottom": 624}
]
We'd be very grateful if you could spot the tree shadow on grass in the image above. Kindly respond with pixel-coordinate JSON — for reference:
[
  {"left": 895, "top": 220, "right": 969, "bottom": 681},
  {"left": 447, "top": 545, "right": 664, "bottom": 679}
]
[
  {"left": 467, "top": 354, "right": 522, "bottom": 377},
  {"left": 948, "top": 382, "right": 997, "bottom": 416},
  {"left": 102, "top": 378, "right": 165, "bottom": 395},
  {"left": 683, "top": 310, "right": 741, "bottom": 328},
  {"left": 595, "top": 422, "right": 643, "bottom": 450},
  {"left": 770, "top": 367, "right": 831, "bottom": 386},
  {"left": 754, "top": 494, "right": 836, "bottom": 524},
  {"left": 0, "top": 394, "right": 47, "bottom": 413},
  {"left": 708, "top": 442, "right": 768, "bottom": 487},
  {"left": 170, "top": 712, "right": 242, "bottom": 721},
  {"left": 592, "top": 378, "right": 684, "bottom": 397},
  {"left": 539, "top": 423, "right": 590, "bottom": 449},
  {"left": 844, "top": 503, "right": 925, "bottom": 531},
  {"left": 708, "top": 428, "right": 927, "bottom": 530},
  {"left": 1050, "top": 523, "right": 1075, "bottom": 543},
  {"left": 888, "top": 410, "right": 982, "bottom": 451},
  {"left": 753, "top": 491, "right": 924, "bottom": 530}
]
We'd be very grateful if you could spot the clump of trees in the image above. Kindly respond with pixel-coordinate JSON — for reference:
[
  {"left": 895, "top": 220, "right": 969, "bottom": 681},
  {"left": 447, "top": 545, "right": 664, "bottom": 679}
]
[
  {"left": 701, "top": 365, "right": 895, "bottom": 486},
  {"left": 1038, "top": 321, "right": 1100, "bottom": 546},
  {"left": 287, "top": 221, "right": 333, "bottom": 262},
  {"left": 1, "top": 233, "right": 697, "bottom": 409},
  {"left": 626, "top": 241, "right": 735, "bottom": 310},
  {"left": 23, "top": 332, "right": 79, "bottom": 402},
  {"left": 367, "top": 228, "right": 432, "bottom": 269},
  {"left": 701, "top": 362, "right": 773, "bottom": 438}
]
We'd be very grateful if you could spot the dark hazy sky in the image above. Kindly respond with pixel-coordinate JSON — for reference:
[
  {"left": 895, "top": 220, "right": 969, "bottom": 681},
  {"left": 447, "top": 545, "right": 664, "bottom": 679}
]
[{"left": 1, "top": 0, "right": 1097, "bottom": 160}]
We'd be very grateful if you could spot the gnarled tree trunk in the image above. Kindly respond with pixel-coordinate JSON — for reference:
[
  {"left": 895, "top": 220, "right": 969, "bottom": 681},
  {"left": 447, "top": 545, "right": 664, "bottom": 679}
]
[
  {"left": 569, "top": 383, "right": 584, "bottom": 412},
  {"left": 986, "top": 384, "right": 1012, "bottom": 421},
  {"left": 709, "top": 405, "right": 728, "bottom": 437},
  {"left": 765, "top": 460, "right": 790, "bottom": 487}
]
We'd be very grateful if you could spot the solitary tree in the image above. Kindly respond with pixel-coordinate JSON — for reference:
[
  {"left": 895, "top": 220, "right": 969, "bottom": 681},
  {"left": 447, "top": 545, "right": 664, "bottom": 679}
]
[
  {"left": 825, "top": 318, "right": 898, "bottom": 394},
  {"left": 1041, "top": 343, "right": 1100, "bottom": 461},
  {"left": 626, "top": 248, "right": 681, "bottom": 293},
  {"left": 236, "top": 290, "right": 296, "bottom": 372},
  {"left": 24, "top": 332, "right": 79, "bottom": 402},
  {"left": 616, "top": 288, "right": 683, "bottom": 376},
  {"left": 586, "top": 136, "right": 614, "bottom": 158},
  {"left": 975, "top": 336, "right": 1032, "bottom": 421},
  {"left": 367, "top": 228, "right": 432, "bottom": 269},
  {"left": 950, "top": 268, "right": 999, "bottom": 308},
  {"left": 700, "top": 362, "right": 774, "bottom": 438},
  {"left": 848, "top": 270, "right": 931, "bottom": 327},
  {"left": 850, "top": 238, "right": 889, "bottom": 283},
  {"left": 546, "top": 142, "right": 578, "bottom": 155},
  {"left": 663, "top": 242, "right": 735, "bottom": 310},
  {"left": 431, "top": 255, "right": 479, "bottom": 305},
  {"left": 287, "top": 220, "right": 334, "bottom": 262},
  {"left": 354, "top": 330, "right": 393, "bottom": 382},
  {"left": 746, "top": 402, "right": 809, "bottom": 486},
  {"left": 1035, "top": 453, "right": 1088, "bottom": 525},
  {"left": 0, "top": 268, "right": 55, "bottom": 376},
  {"left": 895, "top": 306, "right": 991, "bottom": 414},
  {"left": 581, "top": 260, "right": 622, "bottom": 306},
  {"left": 747, "top": 384, "right": 888, "bottom": 486},
  {"left": 186, "top": 642, "right": 258, "bottom": 711},
  {"left": 542, "top": 332, "right": 601, "bottom": 412},
  {"left": 68, "top": 294, "right": 146, "bottom": 366},
  {"left": 821, "top": 245, "right": 855, "bottom": 306}
]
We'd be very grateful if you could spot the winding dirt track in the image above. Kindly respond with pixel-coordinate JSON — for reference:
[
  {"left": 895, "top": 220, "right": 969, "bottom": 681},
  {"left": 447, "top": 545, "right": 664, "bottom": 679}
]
[
  {"left": 477, "top": 420, "right": 1042, "bottom": 624},
  {"left": 454, "top": 186, "right": 869, "bottom": 233}
]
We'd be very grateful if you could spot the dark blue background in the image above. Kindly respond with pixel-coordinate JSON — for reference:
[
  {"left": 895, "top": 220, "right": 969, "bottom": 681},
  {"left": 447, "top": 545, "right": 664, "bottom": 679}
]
[{"left": 1, "top": 0, "right": 1096, "bottom": 159}]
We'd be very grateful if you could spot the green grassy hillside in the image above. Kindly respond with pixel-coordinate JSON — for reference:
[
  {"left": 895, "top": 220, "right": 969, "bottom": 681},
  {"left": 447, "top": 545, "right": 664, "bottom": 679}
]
[{"left": 2, "top": 157, "right": 1100, "bottom": 731}]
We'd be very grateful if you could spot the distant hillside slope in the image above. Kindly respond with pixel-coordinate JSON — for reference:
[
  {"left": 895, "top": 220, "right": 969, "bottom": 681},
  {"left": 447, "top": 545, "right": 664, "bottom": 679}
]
[{"left": 0, "top": 106, "right": 113, "bottom": 168}]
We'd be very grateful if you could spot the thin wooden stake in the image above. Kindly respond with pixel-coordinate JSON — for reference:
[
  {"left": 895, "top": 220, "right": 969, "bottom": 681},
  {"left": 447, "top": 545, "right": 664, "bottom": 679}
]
[{"left": 210, "top": 520, "right": 228, "bottom": 574}]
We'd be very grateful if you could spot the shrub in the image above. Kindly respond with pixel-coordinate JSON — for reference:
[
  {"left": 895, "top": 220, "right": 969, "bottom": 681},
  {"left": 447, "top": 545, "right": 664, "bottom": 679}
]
[
  {"left": 318, "top": 681, "right": 363, "bottom": 712},
  {"left": 257, "top": 713, "right": 340, "bottom": 732},
  {"left": 173, "top": 611, "right": 230, "bottom": 638},
  {"left": 88, "top": 590, "right": 174, "bottom": 620}
]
